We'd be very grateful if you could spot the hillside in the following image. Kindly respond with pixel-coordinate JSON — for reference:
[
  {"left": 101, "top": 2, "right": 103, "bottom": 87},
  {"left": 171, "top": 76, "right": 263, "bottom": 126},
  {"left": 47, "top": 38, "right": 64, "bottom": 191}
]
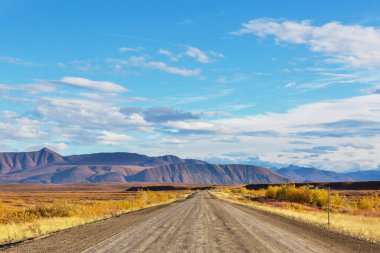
[{"left": 126, "top": 164, "right": 290, "bottom": 184}]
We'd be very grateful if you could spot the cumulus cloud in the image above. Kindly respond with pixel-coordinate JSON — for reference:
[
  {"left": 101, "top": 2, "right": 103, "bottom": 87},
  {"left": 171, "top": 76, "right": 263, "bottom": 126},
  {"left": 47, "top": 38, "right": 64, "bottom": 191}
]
[
  {"left": 57, "top": 76, "right": 127, "bottom": 92},
  {"left": 0, "top": 111, "right": 45, "bottom": 142},
  {"left": 96, "top": 131, "right": 134, "bottom": 145},
  {"left": 1, "top": 77, "right": 379, "bottom": 171},
  {"left": 144, "top": 94, "right": 379, "bottom": 171},
  {"left": 217, "top": 94, "right": 380, "bottom": 137},
  {"left": 233, "top": 19, "right": 380, "bottom": 68},
  {"left": 34, "top": 97, "right": 148, "bottom": 129},
  {"left": 145, "top": 94, "right": 380, "bottom": 141}
]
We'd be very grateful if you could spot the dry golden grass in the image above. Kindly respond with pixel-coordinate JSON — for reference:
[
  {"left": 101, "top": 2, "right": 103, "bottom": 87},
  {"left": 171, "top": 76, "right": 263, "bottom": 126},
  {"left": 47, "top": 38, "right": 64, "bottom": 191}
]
[
  {"left": 229, "top": 185, "right": 380, "bottom": 215},
  {"left": 212, "top": 190, "right": 380, "bottom": 243},
  {"left": 0, "top": 189, "right": 189, "bottom": 245}
]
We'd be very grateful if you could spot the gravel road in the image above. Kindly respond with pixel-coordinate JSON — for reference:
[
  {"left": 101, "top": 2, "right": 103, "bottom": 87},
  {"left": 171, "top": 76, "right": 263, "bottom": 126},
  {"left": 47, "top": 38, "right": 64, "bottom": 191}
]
[{"left": 3, "top": 191, "right": 380, "bottom": 253}]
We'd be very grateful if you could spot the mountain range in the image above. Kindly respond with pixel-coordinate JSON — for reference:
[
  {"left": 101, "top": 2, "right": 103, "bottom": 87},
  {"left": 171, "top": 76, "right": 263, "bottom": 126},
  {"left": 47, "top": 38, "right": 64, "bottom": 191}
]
[
  {"left": 0, "top": 148, "right": 379, "bottom": 184},
  {"left": 0, "top": 148, "right": 290, "bottom": 184},
  {"left": 276, "top": 165, "right": 380, "bottom": 182}
]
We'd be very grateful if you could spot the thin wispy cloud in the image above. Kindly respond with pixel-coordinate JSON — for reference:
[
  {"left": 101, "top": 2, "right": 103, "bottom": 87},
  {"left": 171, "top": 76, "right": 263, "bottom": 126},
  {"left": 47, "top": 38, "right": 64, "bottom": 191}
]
[
  {"left": 157, "top": 49, "right": 180, "bottom": 62},
  {"left": 178, "top": 19, "right": 194, "bottom": 25},
  {"left": 0, "top": 55, "right": 41, "bottom": 66},
  {"left": 186, "top": 46, "right": 224, "bottom": 63},
  {"left": 118, "top": 47, "right": 143, "bottom": 52},
  {"left": 186, "top": 46, "right": 211, "bottom": 63},
  {"left": 110, "top": 56, "right": 201, "bottom": 76},
  {"left": 56, "top": 77, "right": 128, "bottom": 92}
]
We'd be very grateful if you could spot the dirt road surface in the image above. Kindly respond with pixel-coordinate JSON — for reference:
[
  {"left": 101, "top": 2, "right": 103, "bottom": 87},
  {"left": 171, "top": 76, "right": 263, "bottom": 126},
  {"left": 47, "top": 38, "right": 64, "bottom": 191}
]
[{"left": 2, "top": 191, "right": 380, "bottom": 253}]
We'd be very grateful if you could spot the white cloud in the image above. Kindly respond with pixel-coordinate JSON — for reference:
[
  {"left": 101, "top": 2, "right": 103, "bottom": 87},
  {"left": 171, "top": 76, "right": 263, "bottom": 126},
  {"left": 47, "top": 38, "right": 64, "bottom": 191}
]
[
  {"left": 285, "top": 82, "right": 296, "bottom": 88},
  {"left": 158, "top": 47, "right": 224, "bottom": 64},
  {"left": 35, "top": 97, "right": 149, "bottom": 129},
  {"left": 153, "top": 94, "right": 380, "bottom": 171},
  {"left": 186, "top": 46, "right": 211, "bottom": 63},
  {"left": 97, "top": 131, "right": 134, "bottom": 145},
  {"left": 0, "top": 55, "right": 40, "bottom": 66},
  {"left": 163, "top": 121, "right": 222, "bottom": 133},
  {"left": 119, "top": 47, "right": 142, "bottom": 52},
  {"left": 127, "top": 97, "right": 149, "bottom": 102},
  {"left": 233, "top": 19, "right": 380, "bottom": 68},
  {"left": 217, "top": 94, "right": 380, "bottom": 134},
  {"left": 27, "top": 142, "right": 69, "bottom": 151},
  {"left": 1, "top": 92, "right": 379, "bottom": 171},
  {"left": 0, "top": 112, "right": 45, "bottom": 140},
  {"left": 77, "top": 92, "right": 118, "bottom": 100},
  {"left": 161, "top": 138, "right": 187, "bottom": 144},
  {"left": 58, "top": 76, "right": 127, "bottom": 92},
  {"left": 47, "top": 142, "right": 69, "bottom": 151},
  {"left": 113, "top": 56, "right": 201, "bottom": 76},
  {"left": 0, "top": 82, "right": 57, "bottom": 94},
  {"left": 158, "top": 49, "right": 180, "bottom": 62}
]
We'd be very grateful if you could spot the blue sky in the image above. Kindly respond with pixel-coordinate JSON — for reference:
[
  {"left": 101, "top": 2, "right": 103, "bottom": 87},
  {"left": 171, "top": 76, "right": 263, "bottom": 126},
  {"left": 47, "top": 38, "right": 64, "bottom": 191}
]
[{"left": 1, "top": 0, "right": 380, "bottom": 171}]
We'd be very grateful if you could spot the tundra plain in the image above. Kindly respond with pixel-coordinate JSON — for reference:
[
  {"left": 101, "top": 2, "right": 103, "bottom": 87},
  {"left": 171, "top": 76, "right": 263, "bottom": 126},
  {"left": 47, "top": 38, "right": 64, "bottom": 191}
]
[{"left": 1, "top": 184, "right": 380, "bottom": 253}]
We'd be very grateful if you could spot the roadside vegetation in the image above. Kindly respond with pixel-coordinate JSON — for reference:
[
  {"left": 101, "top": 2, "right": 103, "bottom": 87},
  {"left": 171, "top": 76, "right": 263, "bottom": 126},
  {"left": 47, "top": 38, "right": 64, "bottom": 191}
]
[
  {"left": 212, "top": 185, "right": 380, "bottom": 243},
  {"left": 0, "top": 189, "right": 189, "bottom": 245}
]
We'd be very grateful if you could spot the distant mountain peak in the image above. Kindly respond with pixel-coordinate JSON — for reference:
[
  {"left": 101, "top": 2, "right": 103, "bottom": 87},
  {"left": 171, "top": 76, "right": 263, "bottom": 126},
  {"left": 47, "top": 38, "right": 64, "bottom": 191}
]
[
  {"left": 286, "top": 164, "right": 315, "bottom": 170},
  {"left": 0, "top": 147, "right": 65, "bottom": 175},
  {"left": 39, "top": 147, "right": 58, "bottom": 154}
]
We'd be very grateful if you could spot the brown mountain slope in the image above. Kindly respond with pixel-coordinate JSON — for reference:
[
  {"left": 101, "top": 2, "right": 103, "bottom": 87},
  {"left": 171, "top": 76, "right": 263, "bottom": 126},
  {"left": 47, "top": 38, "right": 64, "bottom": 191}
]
[
  {"left": 19, "top": 165, "right": 145, "bottom": 184},
  {"left": 126, "top": 164, "right": 291, "bottom": 184},
  {"left": 0, "top": 148, "right": 65, "bottom": 175}
]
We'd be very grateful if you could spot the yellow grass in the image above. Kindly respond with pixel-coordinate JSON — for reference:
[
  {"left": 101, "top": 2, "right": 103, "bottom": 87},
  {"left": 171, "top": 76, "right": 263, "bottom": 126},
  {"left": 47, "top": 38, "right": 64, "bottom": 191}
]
[
  {"left": 0, "top": 190, "right": 189, "bottom": 245},
  {"left": 231, "top": 185, "right": 380, "bottom": 212},
  {"left": 211, "top": 191, "right": 380, "bottom": 243}
]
